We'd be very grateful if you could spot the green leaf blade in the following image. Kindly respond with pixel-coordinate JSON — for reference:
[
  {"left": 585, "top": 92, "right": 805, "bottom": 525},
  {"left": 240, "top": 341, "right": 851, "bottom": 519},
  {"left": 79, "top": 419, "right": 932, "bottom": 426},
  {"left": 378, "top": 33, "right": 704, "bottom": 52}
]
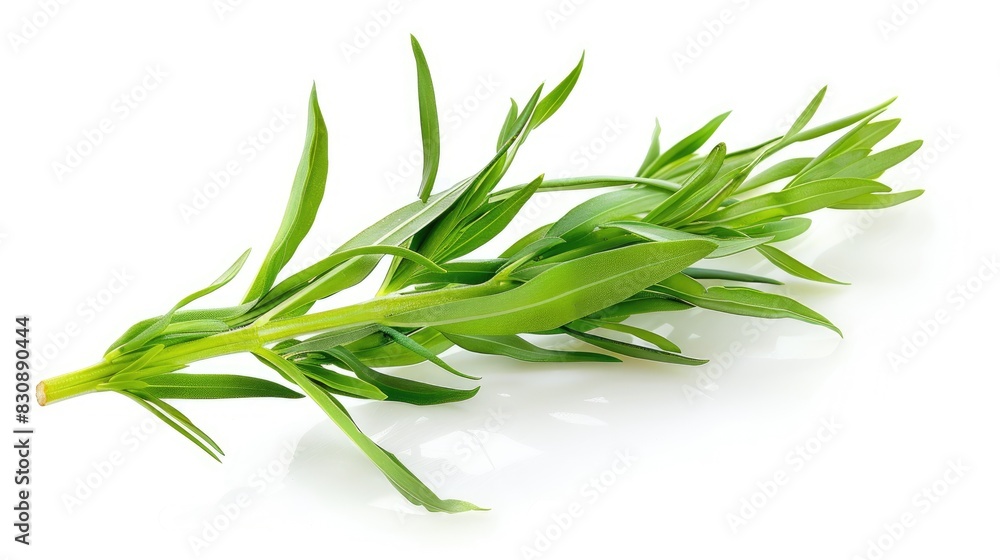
[
  {"left": 244, "top": 84, "right": 328, "bottom": 303},
  {"left": 141, "top": 373, "right": 304, "bottom": 400},
  {"left": 387, "top": 240, "right": 717, "bottom": 335},
  {"left": 411, "top": 36, "right": 441, "bottom": 203}
]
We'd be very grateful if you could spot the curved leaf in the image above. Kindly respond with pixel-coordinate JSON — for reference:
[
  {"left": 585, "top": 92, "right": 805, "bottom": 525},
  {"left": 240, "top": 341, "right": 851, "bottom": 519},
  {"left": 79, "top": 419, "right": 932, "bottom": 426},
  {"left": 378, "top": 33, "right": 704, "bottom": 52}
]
[
  {"left": 602, "top": 220, "right": 769, "bottom": 258},
  {"left": 112, "top": 249, "right": 250, "bottom": 356},
  {"left": 562, "top": 327, "right": 706, "bottom": 365},
  {"left": 244, "top": 84, "right": 328, "bottom": 303},
  {"left": 756, "top": 245, "right": 847, "bottom": 285},
  {"left": 443, "top": 332, "right": 619, "bottom": 363},
  {"left": 386, "top": 240, "right": 716, "bottom": 335},
  {"left": 695, "top": 178, "right": 890, "bottom": 229},
  {"left": 655, "top": 275, "right": 841, "bottom": 335},
  {"left": 331, "top": 347, "right": 478, "bottom": 406},
  {"left": 411, "top": 36, "right": 440, "bottom": 203},
  {"left": 141, "top": 373, "right": 303, "bottom": 399},
  {"left": 253, "top": 348, "right": 485, "bottom": 513},
  {"left": 529, "top": 51, "right": 584, "bottom": 130}
]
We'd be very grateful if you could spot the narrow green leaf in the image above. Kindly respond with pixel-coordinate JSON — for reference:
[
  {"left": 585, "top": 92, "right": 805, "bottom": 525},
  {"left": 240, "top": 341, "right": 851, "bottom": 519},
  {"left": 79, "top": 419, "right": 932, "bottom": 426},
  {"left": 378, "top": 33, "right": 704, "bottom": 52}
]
[
  {"left": 411, "top": 36, "right": 440, "bottom": 203},
  {"left": 789, "top": 97, "right": 895, "bottom": 144},
  {"left": 141, "top": 374, "right": 303, "bottom": 399},
  {"left": 407, "top": 259, "right": 505, "bottom": 287},
  {"left": 437, "top": 175, "right": 544, "bottom": 262},
  {"left": 143, "top": 392, "right": 225, "bottom": 455},
  {"left": 737, "top": 218, "right": 812, "bottom": 242},
  {"left": 500, "top": 223, "right": 554, "bottom": 258},
  {"left": 244, "top": 84, "right": 328, "bottom": 303},
  {"left": 330, "top": 347, "right": 479, "bottom": 406},
  {"left": 547, "top": 188, "right": 668, "bottom": 241},
  {"left": 644, "top": 112, "right": 730, "bottom": 177},
  {"left": 638, "top": 119, "right": 662, "bottom": 175},
  {"left": 791, "top": 149, "right": 870, "bottom": 187},
  {"left": 121, "top": 391, "right": 223, "bottom": 461},
  {"left": 496, "top": 98, "right": 519, "bottom": 151},
  {"left": 105, "top": 303, "right": 257, "bottom": 356},
  {"left": 842, "top": 119, "right": 901, "bottom": 152},
  {"left": 794, "top": 112, "right": 886, "bottom": 179},
  {"left": 386, "top": 240, "right": 717, "bottom": 335},
  {"left": 282, "top": 324, "right": 383, "bottom": 356},
  {"left": 602, "top": 220, "right": 769, "bottom": 258},
  {"left": 350, "top": 328, "right": 454, "bottom": 368},
  {"left": 443, "top": 332, "right": 619, "bottom": 363},
  {"left": 684, "top": 268, "right": 782, "bottom": 285},
  {"left": 736, "top": 157, "right": 812, "bottom": 194},
  {"left": 589, "top": 296, "right": 693, "bottom": 320},
  {"left": 491, "top": 176, "right": 682, "bottom": 203},
  {"left": 562, "top": 327, "right": 706, "bottom": 365},
  {"left": 160, "top": 319, "right": 230, "bottom": 336},
  {"left": 655, "top": 275, "right": 841, "bottom": 335},
  {"left": 295, "top": 363, "right": 387, "bottom": 401},
  {"left": 259, "top": 245, "right": 447, "bottom": 320},
  {"left": 832, "top": 140, "right": 923, "bottom": 179},
  {"left": 829, "top": 189, "right": 924, "bottom": 210},
  {"left": 530, "top": 51, "right": 584, "bottom": 130},
  {"left": 379, "top": 326, "right": 478, "bottom": 380},
  {"left": 110, "top": 344, "right": 166, "bottom": 380},
  {"left": 383, "top": 105, "right": 540, "bottom": 291},
  {"left": 583, "top": 319, "right": 682, "bottom": 353},
  {"left": 645, "top": 142, "right": 727, "bottom": 224},
  {"left": 114, "top": 249, "right": 251, "bottom": 356},
  {"left": 503, "top": 238, "right": 565, "bottom": 270},
  {"left": 781, "top": 86, "right": 827, "bottom": 141},
  {"left": 253, "top": 348, "right": 485, "bottom": 513},
  {"left": 695, "top": 178, "right": 890, "bottom": 229},
  {"left": 756, "top": 245, "right": 847, "bottom": 285}
]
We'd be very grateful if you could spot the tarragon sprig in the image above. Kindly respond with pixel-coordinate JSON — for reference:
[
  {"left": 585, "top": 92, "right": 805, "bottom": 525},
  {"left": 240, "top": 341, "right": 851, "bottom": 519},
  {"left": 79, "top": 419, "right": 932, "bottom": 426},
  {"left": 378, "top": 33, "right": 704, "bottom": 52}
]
[{"left": 37, "top": 36, "right": 923, "bottom": 513}]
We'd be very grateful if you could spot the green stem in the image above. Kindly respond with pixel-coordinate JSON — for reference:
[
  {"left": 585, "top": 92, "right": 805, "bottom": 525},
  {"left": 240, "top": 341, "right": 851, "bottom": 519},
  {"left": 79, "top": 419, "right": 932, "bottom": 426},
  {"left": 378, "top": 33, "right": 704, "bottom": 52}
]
[{"left": 37, "top": 279, "right": 506, "bottom": 406}]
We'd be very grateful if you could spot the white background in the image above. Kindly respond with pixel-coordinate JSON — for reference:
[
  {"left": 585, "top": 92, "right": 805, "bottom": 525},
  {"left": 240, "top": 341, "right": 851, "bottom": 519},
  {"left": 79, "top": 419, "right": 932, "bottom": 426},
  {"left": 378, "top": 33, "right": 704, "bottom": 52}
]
[{"left": 2, "top": 1, "right": 998, "bottom": 558}]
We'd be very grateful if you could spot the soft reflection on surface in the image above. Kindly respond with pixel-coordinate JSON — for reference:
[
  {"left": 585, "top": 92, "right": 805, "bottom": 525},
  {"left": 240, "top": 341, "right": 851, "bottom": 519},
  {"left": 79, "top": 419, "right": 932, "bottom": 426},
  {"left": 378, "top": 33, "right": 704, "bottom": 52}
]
[{"left": 283, "top": 316, "right": 849, "bottom": 530}]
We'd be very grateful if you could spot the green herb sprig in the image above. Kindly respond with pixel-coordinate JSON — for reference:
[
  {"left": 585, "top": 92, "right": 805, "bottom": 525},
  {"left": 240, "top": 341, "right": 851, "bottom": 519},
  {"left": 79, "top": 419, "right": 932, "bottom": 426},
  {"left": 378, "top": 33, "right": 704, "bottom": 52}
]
[{"left": 37, "top": 36, "right": 923, "bottom": 512}]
